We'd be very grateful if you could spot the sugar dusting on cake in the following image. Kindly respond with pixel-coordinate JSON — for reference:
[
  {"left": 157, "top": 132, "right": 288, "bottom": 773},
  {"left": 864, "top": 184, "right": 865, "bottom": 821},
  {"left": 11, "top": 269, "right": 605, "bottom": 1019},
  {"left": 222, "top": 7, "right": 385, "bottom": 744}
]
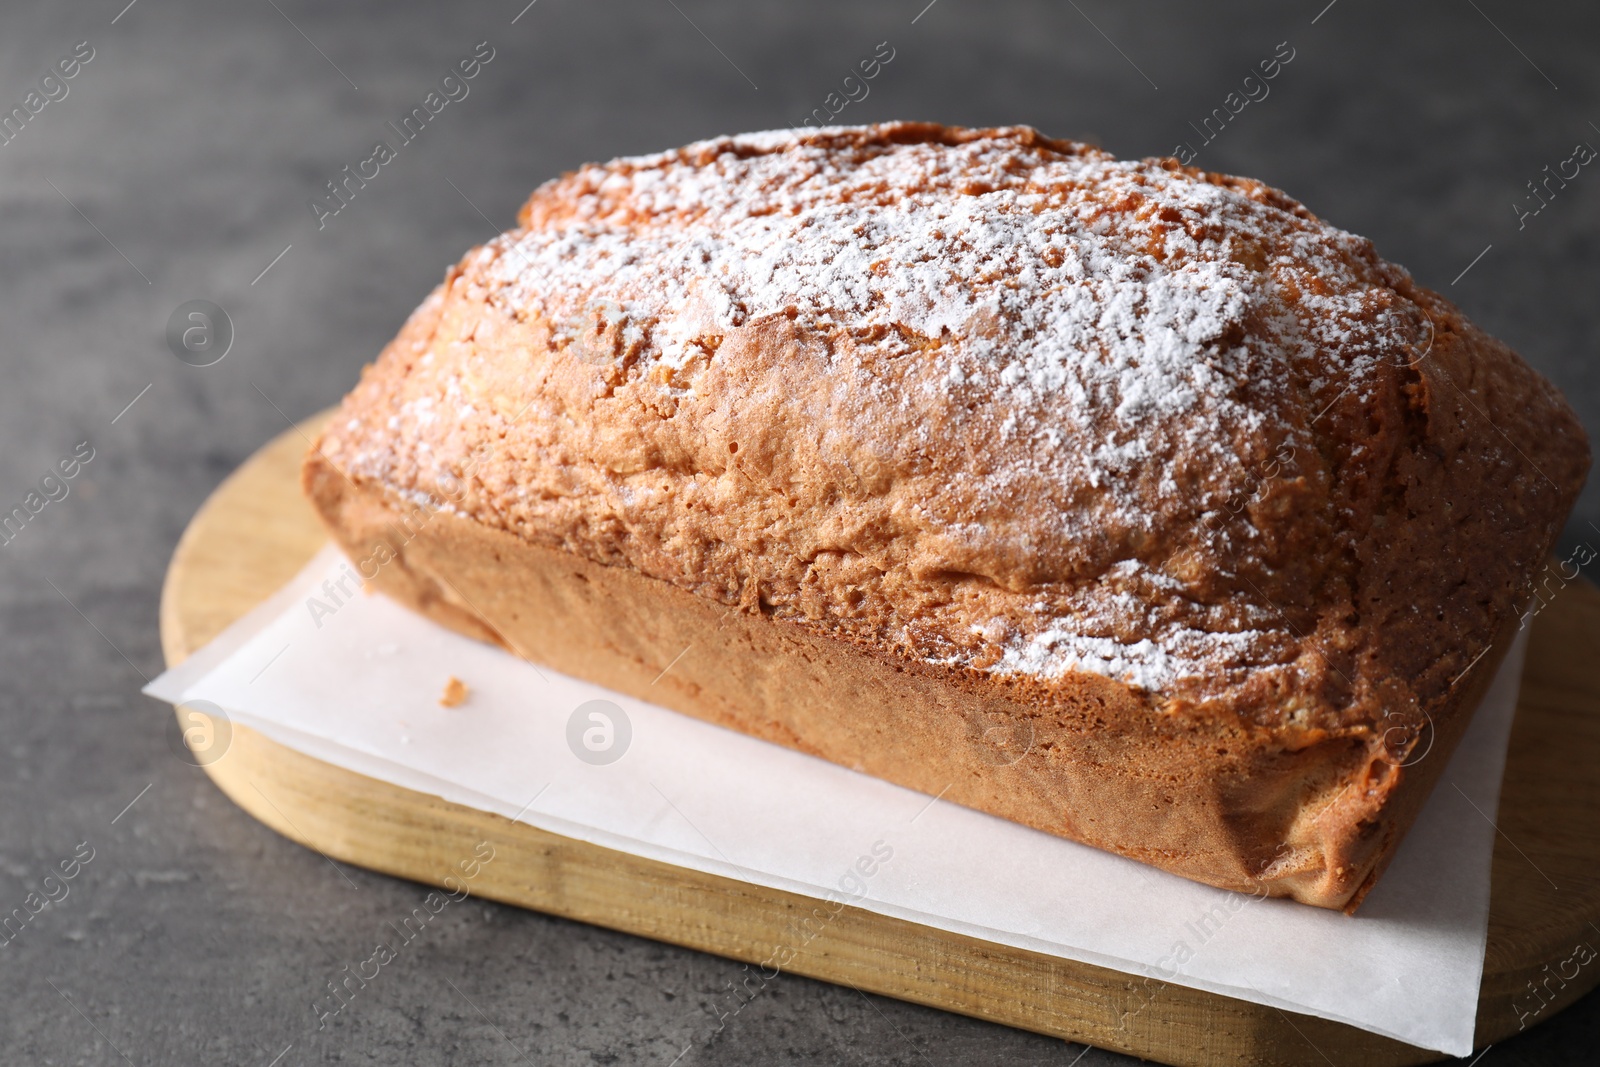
[{"left": 338, "top": 124, "right": 1436, "bottom": 698}]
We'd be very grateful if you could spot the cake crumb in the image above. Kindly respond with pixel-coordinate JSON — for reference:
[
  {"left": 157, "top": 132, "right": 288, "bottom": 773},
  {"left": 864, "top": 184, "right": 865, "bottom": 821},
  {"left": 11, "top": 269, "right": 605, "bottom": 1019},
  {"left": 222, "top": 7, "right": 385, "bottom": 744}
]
[{"left": 439, "top": 676, "right": 470, "bottom": 708}]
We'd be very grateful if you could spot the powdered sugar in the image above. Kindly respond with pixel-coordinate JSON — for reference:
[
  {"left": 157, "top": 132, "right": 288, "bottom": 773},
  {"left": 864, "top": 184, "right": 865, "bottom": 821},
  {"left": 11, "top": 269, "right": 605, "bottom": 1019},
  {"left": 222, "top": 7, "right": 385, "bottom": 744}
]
[{"left": 982, "top": 621, "right": 1272, "bottom": 693}]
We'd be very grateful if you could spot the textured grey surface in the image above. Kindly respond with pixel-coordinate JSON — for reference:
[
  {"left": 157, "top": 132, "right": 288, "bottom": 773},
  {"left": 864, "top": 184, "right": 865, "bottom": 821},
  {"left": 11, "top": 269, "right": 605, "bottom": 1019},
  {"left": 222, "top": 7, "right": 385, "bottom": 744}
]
[{"left": 1, "top": 1, "right": 1597, "bottom": 1064}]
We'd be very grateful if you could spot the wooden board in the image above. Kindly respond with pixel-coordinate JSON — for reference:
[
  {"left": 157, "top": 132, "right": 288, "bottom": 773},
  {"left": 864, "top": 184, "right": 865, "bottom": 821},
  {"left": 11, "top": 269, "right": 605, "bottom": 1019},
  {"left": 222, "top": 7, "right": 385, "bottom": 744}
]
[{"left": 158, "top": 412, "right": 1600, "bottom": 1066}]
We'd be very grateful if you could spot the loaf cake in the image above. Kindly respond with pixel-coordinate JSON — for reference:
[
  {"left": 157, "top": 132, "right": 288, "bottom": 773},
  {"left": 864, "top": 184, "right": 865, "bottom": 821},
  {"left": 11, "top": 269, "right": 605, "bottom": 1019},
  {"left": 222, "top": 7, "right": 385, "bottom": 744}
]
[{"left": 303, "top": 123, "right": 1588, "bottom": 911}]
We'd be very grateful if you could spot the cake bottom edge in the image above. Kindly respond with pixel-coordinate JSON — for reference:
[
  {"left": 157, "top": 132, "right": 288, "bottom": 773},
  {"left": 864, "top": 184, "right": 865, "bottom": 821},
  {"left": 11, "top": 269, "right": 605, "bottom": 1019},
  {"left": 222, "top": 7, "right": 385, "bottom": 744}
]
[{"left": 302, "top": 453, "right": 1519, "bottom": 913}]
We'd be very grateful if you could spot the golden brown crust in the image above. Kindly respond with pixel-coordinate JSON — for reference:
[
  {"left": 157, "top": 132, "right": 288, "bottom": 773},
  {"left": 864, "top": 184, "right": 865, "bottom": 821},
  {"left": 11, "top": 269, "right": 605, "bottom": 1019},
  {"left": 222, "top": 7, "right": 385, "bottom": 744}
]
[{"left": 305, "top": 123, "right": 1588, "bottom": 908}]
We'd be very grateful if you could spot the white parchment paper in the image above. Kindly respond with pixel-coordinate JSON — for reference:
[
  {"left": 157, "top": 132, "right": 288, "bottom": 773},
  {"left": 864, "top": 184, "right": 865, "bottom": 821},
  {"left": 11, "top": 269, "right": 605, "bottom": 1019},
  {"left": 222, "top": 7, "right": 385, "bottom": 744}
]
[{"left": 146, "top": 545, "right": 1527, "bottom": 1056}]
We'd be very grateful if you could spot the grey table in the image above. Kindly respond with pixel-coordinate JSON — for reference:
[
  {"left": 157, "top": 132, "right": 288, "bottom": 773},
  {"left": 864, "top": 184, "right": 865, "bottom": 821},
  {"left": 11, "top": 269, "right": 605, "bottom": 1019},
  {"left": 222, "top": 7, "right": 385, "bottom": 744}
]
[{"left": 2, "top": 1, "right": 1596, "bottom": 1063}]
